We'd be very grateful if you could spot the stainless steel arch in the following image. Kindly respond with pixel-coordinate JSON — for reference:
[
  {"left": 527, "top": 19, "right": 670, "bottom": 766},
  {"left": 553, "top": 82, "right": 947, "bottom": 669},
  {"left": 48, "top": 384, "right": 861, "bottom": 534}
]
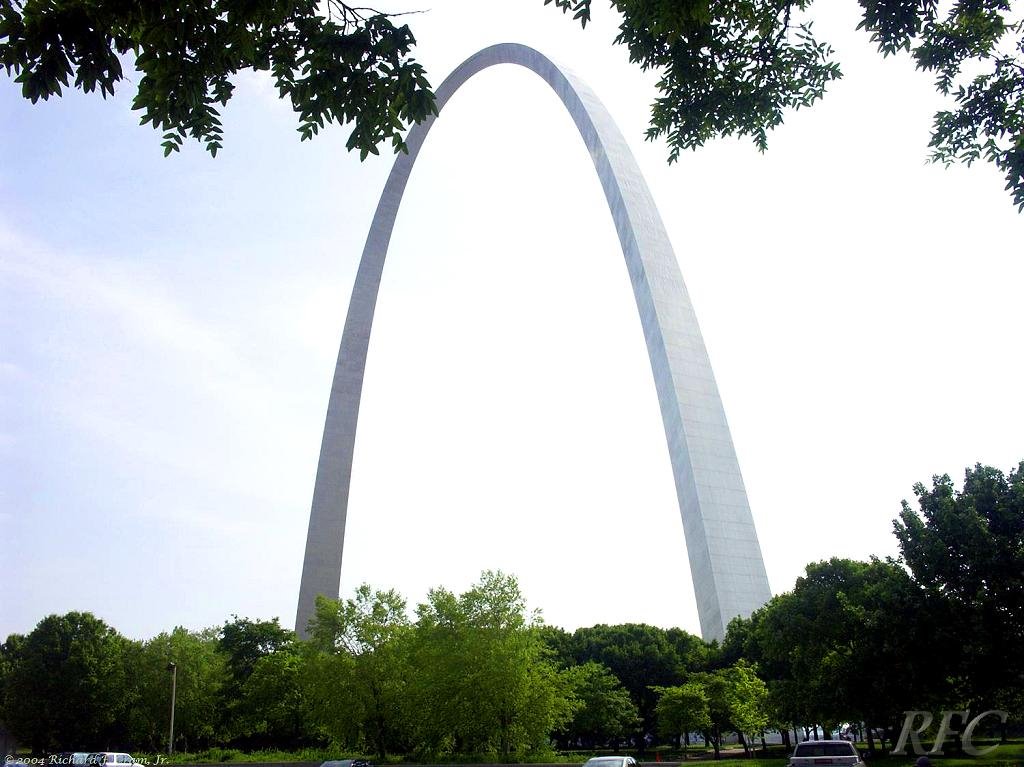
[{"left": 296, "top": 43, "right": 772, "bottom": 641}]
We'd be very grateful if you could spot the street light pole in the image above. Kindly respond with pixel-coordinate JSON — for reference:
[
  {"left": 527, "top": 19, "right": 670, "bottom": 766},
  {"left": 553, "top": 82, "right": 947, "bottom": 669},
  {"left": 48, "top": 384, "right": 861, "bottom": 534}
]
[{"left": 167, "top": 661, "right": 177, "bottom": 755}]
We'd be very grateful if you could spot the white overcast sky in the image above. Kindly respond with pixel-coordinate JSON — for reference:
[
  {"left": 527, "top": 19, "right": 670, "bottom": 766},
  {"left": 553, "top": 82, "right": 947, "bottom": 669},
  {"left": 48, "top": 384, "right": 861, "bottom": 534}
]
[{"left": 1, "top": 2, "right": 1021, "bottom": 642}]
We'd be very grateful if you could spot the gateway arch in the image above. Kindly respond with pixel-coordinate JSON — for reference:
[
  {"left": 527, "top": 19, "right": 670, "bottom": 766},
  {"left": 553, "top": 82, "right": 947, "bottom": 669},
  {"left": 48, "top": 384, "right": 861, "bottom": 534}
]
[{"left": 296, "top": 43, "right": 772, "bottom": 642}]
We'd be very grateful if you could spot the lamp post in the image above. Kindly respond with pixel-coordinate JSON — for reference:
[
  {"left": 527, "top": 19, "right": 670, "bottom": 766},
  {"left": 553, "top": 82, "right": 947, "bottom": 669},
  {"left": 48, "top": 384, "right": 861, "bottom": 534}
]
[{"left": 167, "top": 661, "right": 177, "bottom": 755}]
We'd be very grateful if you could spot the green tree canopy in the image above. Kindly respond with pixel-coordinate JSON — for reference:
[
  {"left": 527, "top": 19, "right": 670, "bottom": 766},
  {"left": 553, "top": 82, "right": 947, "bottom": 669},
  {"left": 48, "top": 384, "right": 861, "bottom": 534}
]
[
  {"left": 561, "top": 661, "right": 640, "bottom": 748},
  {"left": 724, "top": 660, "right": 769, "bottom": 751},
  {"left": 305, "top": 586, "right": 412, "bottom": 760},
  {"left": 239, "top": 645, "right": 315, "bottom": 748},
  {"left": 687, "top": 668, "right": 728, "bottom": 760},
  {"left": 731, "top": 557, "right": 943, "bottom": 748},
  {"left": 895, "top": 461, "right": 1024, "bottom": 716},
  {"left": 0, "top": 0, "right": 435, "bottom": 157},
  {"left": 217, "top": 615, "right": 295, "bottom": 743},
  {"left": 551, "top": 0, "right": 1024, "bottom": 210},
  {"left": 569, "top": 623, "right": 701, "bottom": 741},
  {"left": 408, "top": 570, "right": 574, "bottom": 760},
  {"left": 652, "top": 681, "right": 711, "bottom": 752},
  {"left": 0, "top": 612, "right": 131, "bottom": 752},
  {"left": 694, "top": 662, "right": 770, "bottom": 758},
  {"left": 298, "top": 643, "right": 358, "bottom": 748},
  {"left": 3, "top": 1, "right": 1020, "bottom": 207},
  {"left": 132, "top": 627, "right": 228, "bottom": 752},
  {"left": 219, "top": 615, "right": 294, "bottom": 679}
]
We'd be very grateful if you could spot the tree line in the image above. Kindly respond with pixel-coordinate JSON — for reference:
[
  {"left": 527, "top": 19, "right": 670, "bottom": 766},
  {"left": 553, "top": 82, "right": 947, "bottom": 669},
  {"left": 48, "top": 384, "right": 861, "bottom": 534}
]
[
  {"left": 720, "top": 462, "right": 1024, "bottom": 751},
  {"left": 1, "top": 462, "right": 1020, "bottom": 758}
]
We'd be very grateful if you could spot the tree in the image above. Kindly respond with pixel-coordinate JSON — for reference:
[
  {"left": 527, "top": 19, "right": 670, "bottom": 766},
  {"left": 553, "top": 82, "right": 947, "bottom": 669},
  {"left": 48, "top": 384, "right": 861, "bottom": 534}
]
[
  {"left": 665, "top": 627, "right": 712, "bottom": 674},
  {"left": 128, "top": 627, "right": 229, "bottom": 752},
  {"left": 537, "top": 624, "right": 576, "bottom": 669},
  {"left": 724, "top": 661, "right": 769, "bottom": 756},
  {"left": 298, "top": 644, "right": 358, "bottom": 748},
  {"left": 0, "top": 0, "right": 435, "bottom": 158},
  {"left": 652, "top": 682, "right": 710, "bottom": 754},
  {"left": 733, "top": 557, "right": 943, "bottom": 750},
  {"left": 408, "top": 570, "right": 574, "bottom": 760},
  {"left": 219, "top": 616, "right": 294, "bottom": 680},
  {"left": 4, "top": 2, "right": 1020, "bottom": 208},
  {"left": 691, "top": 669, "right": 730, "bottom": 760},
  {"left": 551, "top": 0, "right": 1024, "bottom": 210},
  {"left": 217, "top": 615, "right": 295, "bottom": 744},
  {"left": 561, "top": 662, "right": 640, "bottom": 749},
  {"left": 0, "top": 633, "right": 26, "bottom": 748},
  {"left": 239, "top": 646, "right": 315, "bottom": 748},
  {"left": 0, "top": 612, "right": 131, "bottom": 752},
  {"left": 570, "top": 623, "right": 699, "bottom": 745},
  {"left": 305, "top": 586, "right": 412, "bottom": 760},
  {"left": 894, "top": 462, "right": 1024, "bottom": 717},
  {"left": 685, "top": 662, "right": 768, "bottom": 760}
]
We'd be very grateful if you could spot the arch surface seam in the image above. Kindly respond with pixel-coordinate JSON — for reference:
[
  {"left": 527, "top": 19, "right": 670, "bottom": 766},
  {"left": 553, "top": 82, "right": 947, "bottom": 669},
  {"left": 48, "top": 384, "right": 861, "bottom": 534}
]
[{"left": 295, "top": 43, "right": 772, "bottom": 641}]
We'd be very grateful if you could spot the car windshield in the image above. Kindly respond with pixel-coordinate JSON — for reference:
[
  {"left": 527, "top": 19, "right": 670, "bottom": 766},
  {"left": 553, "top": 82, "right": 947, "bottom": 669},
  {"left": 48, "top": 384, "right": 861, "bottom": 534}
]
[
  {"left": 585, "top": 759, "right": 625, "bottom": 767},
  {"left": 794, "top": 744, "right": 855, "bottom": 757}
]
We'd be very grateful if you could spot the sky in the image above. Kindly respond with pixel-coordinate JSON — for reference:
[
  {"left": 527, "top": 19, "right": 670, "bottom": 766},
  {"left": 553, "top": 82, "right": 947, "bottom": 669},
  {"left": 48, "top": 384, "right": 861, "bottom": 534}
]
[{"left": 1, "top": 3, "right": 1022, "bottom": 643}]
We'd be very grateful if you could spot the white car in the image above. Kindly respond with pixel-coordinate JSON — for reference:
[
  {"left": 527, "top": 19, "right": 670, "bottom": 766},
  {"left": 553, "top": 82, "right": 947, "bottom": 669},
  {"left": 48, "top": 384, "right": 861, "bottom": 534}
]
[
  {"left": 788, "top": 740, "right": 865, "bottom": 767},
  {"left": 86, "top": 754, "right": 142, "bottom": 767},
  {"left": 583, "top": 757, "right": 639, "bottom": 767}
]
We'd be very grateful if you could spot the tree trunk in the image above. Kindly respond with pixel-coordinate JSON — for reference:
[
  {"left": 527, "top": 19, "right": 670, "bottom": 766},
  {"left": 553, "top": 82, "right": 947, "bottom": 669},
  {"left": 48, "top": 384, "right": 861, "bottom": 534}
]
[
  {"left": 705, "top": 729, "right": 720, "bottom": 761},
  {"left": 499, "top": 711, "right": 512, "bottom": 759},
  {"left": 866, "top": 722, "right": 876, "bottom": 753}
]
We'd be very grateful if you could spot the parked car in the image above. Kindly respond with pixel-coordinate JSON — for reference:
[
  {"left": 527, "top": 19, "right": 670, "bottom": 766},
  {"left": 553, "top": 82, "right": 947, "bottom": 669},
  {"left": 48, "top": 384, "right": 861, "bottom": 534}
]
[
  {"left": 86, "top": 754, "right": 143, "bottom": 767},
  {"left": 320, "top": 760, "right": 372, "bottom": 767},
  {"left": 788, "top": 740, "right": 865, "bottom": 767},
  {"left": 52, "top": 753, "right": 91, "bottom": 767},
  {"left": 583, "top": 757, "right": 640, "bottom": 767}
]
